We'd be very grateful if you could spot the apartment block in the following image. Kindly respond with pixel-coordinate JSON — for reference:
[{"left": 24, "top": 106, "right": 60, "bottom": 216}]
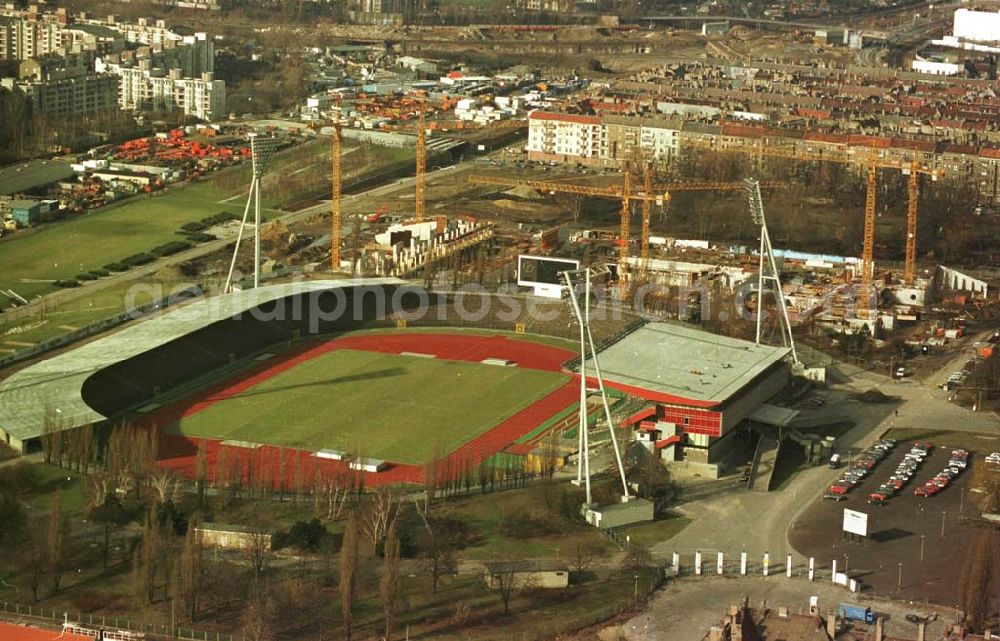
[
  {"left": 528, "top": 110, "right": 1000, "bottom": 204},
  {"left": 527, "top": 111, "right": 602, "bottom": 164},
  {"left": 117, "top": 66, "right": 224, "bottom": 121},
  {"left": 1, "top": 69, "right": 118, "bottom": 121},
  {"left": 95, "top": 32, "right": 220, "bottom": 120}
]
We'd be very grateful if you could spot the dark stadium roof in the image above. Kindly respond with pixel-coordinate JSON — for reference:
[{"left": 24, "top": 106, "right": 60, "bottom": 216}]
[{"left": 0, "top": 278, "right": 401, "bottom": 444}]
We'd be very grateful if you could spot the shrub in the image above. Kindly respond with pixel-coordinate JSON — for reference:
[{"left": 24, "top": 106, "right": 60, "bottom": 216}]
[
  {"left": 76, "top": 273, "right": 97, "bottom": 281},
  {"left": 150, "top": 241, "right": 191, "bottom": 257},
  {"left": 185, "top": 232, "right": 216, "bottom": 243},
  {"left": 103, "top": 262, "right": 128, "bottom": 272},
  {"left": 54, "top": 279, "right": 80, "bottom": 288},
  {"left": 89, "top": 269, "right": 110, "bottom": 278},
  {"left": 121, "top": 253, "right": 155, "bottom": 267},
  {"left": 180, "top": 221, "right": 207, "bottom": 232},
  {"left": 201, "top": 211, "right": 238, "bottom": 226},
  {"left": 499, "top": 510, "right": 560, "bottom": 539},
  {"left": 273, "top": 519, "right": 331, "bottom": 552}
]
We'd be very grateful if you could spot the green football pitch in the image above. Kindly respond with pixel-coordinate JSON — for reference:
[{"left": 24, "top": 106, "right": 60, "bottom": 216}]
[{"left": 173, "top": 349, "right": 569, "bottom": 465}]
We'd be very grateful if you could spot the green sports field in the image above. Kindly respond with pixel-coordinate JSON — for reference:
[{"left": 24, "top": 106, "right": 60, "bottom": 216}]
[{"left": 173, "top": 349, "right": 569, "bottom": 465}]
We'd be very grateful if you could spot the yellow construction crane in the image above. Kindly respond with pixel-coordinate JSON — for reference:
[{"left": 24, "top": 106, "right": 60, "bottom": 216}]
[
  {"left": 683, "top": 137, "right": 943, "bottom": 288},
  {"left": 331, "top": 100, "right": 342, "bottom": 271},
  {"left": 469, "top": 172, "right": 783, "bottom": 292}
]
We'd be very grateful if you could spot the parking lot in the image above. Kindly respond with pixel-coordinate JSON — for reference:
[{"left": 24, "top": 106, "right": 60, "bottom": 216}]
[{"left": 789, "top": 438, "right": 985, "bottom": 606}]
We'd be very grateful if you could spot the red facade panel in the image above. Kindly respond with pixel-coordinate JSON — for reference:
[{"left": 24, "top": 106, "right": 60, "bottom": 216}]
[{"left": 658, "top": 404, "right": 722, "bottom": 437}]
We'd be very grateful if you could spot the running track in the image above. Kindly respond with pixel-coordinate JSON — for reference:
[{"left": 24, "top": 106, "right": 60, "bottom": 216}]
[{"left": 156, "top": 333, "right": 577, "bottom": 486}]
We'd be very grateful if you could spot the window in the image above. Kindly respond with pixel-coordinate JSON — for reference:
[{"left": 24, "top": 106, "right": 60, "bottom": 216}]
[{"left": 683, "top": 416, "right": 690, "bottom": 426}]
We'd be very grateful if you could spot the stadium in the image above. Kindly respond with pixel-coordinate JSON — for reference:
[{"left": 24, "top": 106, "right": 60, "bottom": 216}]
[{"left": 0, "top": 278, "right": 645, "bottom": 486}]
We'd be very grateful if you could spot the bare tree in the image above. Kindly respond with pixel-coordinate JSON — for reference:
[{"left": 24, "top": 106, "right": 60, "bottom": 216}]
[
  {"left": 569, "top": 543, "right": 605, "bottom": 578},
  {"left": 960, "top": 529, "right": 995, "bottom": 632},
  {"left": 380, "top": 518, "right": 401, "bottom": 641},
  {"left": 87, "top": 474, "right": 123, "bottom": 569},
  {"left": 150, "top": 468, "right": 180, "bottom": 508},
  {"left": 487, "top": 559, "right": 533, "bottom": 615},
  {"left": 360, "top": 486, "right": 402, "bottom": 552},
  {"left": 40, "top": 408, "right": 62, "bottom": 466},
  {"left": 339, "top": 511, "right": 362, "bottom": 641},
  {"left": 246, "top": 526, "right": 271, "bottom": 580},
  {"left": 241, "top": 581, "right": 274, "bottom": 641},
  {"left": 422, "top": 449, "right": 440, "bottom": 514},
  {"left": 137, "top": 506, "right": 164, "bottom": 603},
  {"left": 24, "top": 520, "right": 47, "bottom": 601},
  {"left": 415, "top": 512, "right": 457, "bottom": 594},
  {"left": 316, "top": 464, "right": 354, "bottom": 520},
  {"left": 176, "top": 522, "right": 203, "bottom": 622},
  {"left": 47, "top": 491, "right": 68, "bottom": 593},
  {"left": 195, "top": 439, "right": 208, "bottom": 510}
]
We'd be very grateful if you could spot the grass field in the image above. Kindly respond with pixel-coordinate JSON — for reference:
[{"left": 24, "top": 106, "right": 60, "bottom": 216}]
[
  {"left": 0, "top": 181, "right": 254, "bottom": 302},
  {"left": 174, "top": 349, "right": 568, "bottom": 465}
]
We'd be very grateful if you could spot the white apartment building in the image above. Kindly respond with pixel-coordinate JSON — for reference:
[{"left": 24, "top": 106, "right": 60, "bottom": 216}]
[
  {"left": 116, "top": 66, "right": 224, "bottom": 120},
  {"left": 640, "top": 117, "right": 683, "bottom": 162},
  {"left": 105, "top": 17, "right": 182, "bottom": 46},
  {"left": 0, "top": 8, "right": 125, "bottom": 60},
  {"left": 527, "top": 111, "right": 602, "bottom": 163},
  {"left": 96, "top": 32, "right": 221, "bottom": 120},
  {"left": 952, "top": 8, "right": 1000, "bottom": 44}
]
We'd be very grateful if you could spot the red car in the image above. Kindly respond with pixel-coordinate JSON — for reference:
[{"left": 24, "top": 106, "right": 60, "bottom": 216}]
[
  {"left": 915, "top": 484, "right": 941, "bottom": 497},
  {"left": 828, "top": 484, "right": 850, "bottom": 495}
]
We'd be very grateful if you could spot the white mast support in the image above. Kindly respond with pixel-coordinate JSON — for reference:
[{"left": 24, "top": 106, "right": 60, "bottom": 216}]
[
  {"left": 254, "top": 169, "right": 261, "bottom": 288},
  {"left": 225, "top": 132, "right": 276, "bottom": 291},
  {"left": 562, "top": 269, "right": 592, "bottom": 506},
  {"left": 224, "top": 175, "right": 257, "bottom": 293},
  {"left": 584, "top": 299, "right": 631, "bottom": 501},
  {"left": 746, "top": 179, "right": 799, "bottom": 365}
]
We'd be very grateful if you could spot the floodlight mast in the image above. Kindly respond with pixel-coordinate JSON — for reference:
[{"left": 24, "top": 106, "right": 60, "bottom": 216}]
[
  {"left": 225, "top": 133, "right": 275, "bottom": 292},
  {"left": 561, "top": 268, "right": 631, "bottom": 506},
  {"left": 745, "top": 179, "right": 799, "bottom": 366}
]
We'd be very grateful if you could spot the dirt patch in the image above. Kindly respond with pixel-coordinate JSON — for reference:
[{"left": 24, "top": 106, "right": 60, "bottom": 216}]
[
  {"left": 858, "top": 387, "right": 895, "bottom": 403},
  {"left": 493, "top": 199, "right": 528, "bottom": 210},
  {"left": 504, "top": 185, "right": 544, "bottom": 200}
]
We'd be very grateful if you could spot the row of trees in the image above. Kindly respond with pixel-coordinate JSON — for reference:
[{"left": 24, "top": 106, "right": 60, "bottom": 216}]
[{"left": 27, "top": 415, "right": 666, "bottom": 639}]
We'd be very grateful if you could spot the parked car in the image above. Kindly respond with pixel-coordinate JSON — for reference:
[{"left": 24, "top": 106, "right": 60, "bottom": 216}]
[
  {"left": 915, "top": 484, "right": 941, "bottom": 497},
  {"left": 824, "top": 492, "right": 848, "bottom": 501}
]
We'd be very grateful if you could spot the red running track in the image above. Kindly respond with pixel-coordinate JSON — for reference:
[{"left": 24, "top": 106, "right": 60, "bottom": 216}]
[{"left": 156, "top": 332, "right": 577, "bottom": 487}]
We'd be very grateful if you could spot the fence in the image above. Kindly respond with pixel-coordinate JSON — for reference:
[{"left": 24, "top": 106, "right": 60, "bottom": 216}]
[{"left": 0, "top": 601, "right": 239, "bottom": 641}]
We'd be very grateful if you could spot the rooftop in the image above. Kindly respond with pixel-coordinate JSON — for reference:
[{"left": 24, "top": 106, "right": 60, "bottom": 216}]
[
  {"left": 483, "top": 559, "right": 569, "bottom": 574},
  {"left": 579, "top": 323, "right": 789, "bottom": 406},
  {"left": 0, "top": 278, "right": 402, "bottom": 443}
]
